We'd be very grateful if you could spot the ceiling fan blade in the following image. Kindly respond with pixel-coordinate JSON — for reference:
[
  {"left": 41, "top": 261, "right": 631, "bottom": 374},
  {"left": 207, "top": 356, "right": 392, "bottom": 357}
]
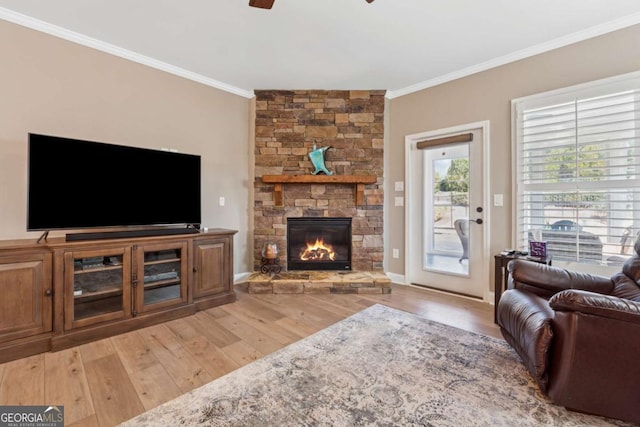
[{"left": 249, "top": 0, "right": 275, "bottom": 9}]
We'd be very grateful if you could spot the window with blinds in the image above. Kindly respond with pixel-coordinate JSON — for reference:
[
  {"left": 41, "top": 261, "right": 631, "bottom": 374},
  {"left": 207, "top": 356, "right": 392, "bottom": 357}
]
[{"left": 514, "top": 73, "right": 640, "bottom": 267}]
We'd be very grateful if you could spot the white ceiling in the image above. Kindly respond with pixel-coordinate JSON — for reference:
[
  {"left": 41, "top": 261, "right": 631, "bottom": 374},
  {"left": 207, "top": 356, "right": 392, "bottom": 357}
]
[{"left": 1, "top": 0, "right": 640, "bottom": 98}]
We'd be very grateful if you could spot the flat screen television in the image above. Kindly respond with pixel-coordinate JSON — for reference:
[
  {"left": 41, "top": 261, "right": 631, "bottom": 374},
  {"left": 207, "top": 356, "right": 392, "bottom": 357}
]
[{"left": 27, "top": 133, "right": 201, "bottom": 238}]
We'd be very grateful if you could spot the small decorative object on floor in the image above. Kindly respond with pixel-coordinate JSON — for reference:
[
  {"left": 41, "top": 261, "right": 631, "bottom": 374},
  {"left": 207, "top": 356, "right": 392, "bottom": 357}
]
[
  {"left": 260, "top": 242, "right": 281, "bottom": 274},
  {"left": 308, "top": 140, "right": 333, "bottom": 175}
]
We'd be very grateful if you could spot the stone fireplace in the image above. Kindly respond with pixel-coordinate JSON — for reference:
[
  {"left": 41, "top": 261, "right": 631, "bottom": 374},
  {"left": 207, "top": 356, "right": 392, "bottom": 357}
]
[
  {"left": 253, "top": 89, "right": 385, "bottom": 272},
  {"left": 287, "top": 217, "right": 352, "bottom": 271}
]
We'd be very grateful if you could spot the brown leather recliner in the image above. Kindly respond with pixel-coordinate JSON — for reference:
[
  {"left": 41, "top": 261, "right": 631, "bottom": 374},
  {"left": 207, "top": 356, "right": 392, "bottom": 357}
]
[{"left": 497, "top": 239, "right": 640, "bottom": 424}]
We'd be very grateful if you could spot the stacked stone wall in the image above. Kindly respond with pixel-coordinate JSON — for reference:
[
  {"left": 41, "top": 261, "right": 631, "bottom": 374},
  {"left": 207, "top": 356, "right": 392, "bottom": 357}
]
[{"left": 253, "top": 90, "right": 385, "bottom": 271}]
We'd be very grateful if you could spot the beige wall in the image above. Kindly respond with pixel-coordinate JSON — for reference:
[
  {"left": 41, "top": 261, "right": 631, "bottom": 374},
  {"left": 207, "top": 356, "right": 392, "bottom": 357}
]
[
  {"left": 0, "top": 20, "right": 252, "bottom": 274},
  {"left": 387, "top": 24, "right": 640, "bottom": 284},
  {"left": 4, "top": 17, "right": 639, "bottom": 281}
]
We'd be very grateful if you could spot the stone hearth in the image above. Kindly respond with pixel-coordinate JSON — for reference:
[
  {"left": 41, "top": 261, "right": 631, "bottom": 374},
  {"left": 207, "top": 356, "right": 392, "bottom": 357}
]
[{"left": 247, "top": 271, "right": 391, "bottom": 294}]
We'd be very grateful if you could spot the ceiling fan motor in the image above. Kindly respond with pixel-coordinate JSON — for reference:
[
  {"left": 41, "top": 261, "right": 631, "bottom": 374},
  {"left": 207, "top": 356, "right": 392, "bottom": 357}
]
[
  {"left": 249, "top": 0, "right": 374, "bottom": 9},
  {"left": 248, "top": 0, "right": 275, "bottom": 9}
]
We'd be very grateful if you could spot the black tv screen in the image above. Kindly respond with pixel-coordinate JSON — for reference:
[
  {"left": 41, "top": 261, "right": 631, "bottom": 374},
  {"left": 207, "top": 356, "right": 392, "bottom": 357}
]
[{"left": 27, "top": 133, "right": 201, "bottom": 231}]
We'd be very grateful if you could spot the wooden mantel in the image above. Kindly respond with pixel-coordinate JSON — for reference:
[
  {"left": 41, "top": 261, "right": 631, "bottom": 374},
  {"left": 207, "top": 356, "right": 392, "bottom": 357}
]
[{"left": 262, "top": 175, "right": 378, "bottom": 206}]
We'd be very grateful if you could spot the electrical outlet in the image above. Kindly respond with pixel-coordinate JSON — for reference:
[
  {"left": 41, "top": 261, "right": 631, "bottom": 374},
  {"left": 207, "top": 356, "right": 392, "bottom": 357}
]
[
  {"left": 219, "top": 196, "right": 225, "bottom": 206},
  {"left": 392, "top": 248, "right": 400, "bottom": 258}
]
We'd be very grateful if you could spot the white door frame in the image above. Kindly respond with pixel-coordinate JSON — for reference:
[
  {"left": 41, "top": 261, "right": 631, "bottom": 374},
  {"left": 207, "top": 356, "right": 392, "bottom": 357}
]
[{"left": 404, "top": 120, "right": 492, "bottom": 302}]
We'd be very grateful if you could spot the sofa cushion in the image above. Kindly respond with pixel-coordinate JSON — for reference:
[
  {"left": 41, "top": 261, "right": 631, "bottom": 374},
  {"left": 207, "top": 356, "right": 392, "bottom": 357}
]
[
  {"left": 497, "top": 289, "right": 554, "bottom": 392},
  {"left": 550, "top": 288, "right": 640, "bottom": 321}
]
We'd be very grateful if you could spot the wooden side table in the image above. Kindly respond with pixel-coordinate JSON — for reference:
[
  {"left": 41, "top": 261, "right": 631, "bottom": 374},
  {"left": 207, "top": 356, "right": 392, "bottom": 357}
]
[{"left": 494, "top": 253, "right": 552, "bottom": 323}]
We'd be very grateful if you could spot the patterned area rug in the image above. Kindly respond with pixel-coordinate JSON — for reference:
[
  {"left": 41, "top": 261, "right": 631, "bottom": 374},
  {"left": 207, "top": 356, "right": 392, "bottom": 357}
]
[{"left": 121, "top": 304, "right": 631, "bottom": 426}]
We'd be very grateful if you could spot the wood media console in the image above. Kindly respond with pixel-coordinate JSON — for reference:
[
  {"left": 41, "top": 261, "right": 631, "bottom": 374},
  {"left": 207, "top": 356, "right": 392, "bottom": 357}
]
[{"left": 0, "top": 228, "right": 237, "bottom": 363}]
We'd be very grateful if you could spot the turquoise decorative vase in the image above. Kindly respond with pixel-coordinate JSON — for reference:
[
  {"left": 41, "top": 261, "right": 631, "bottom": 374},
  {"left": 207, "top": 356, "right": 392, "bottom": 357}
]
[{"left": 309, "top": 142, "right": 333, "bottom": 175}]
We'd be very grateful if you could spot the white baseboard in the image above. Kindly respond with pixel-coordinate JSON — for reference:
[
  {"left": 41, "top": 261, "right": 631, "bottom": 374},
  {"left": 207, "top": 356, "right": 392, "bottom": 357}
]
[
  {"left": 386, "top": 272, "right": 405, "bottom": 285},
  {"left": 234, "top": 271, "right": 252, "bottom": 284}
]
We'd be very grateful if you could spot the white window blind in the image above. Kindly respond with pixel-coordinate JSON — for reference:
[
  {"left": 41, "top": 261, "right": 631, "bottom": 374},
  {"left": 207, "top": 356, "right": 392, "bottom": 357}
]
[{"left": 514, "top": 73, "right": 640, "bottom": 266}]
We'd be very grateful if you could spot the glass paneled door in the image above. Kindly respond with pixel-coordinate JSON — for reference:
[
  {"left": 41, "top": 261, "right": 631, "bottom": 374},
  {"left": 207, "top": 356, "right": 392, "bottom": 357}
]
[
  {"left": 425, "top": 144, "right": 470, "bottom": 272},
  {"left": 406, "top": 122, "right": 489, "bottom": 299}
]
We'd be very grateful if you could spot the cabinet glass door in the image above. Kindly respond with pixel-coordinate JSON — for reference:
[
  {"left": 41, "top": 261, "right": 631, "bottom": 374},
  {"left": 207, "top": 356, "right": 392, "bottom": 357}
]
[
  {"left": 136, "top": 242, "right": 187, "bottom": 313},
  {"left": 65, "top": 247, "right": 131, "bottom": 329}
]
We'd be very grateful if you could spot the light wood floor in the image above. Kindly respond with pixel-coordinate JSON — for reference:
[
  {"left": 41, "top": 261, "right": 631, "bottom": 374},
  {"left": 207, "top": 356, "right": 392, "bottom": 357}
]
[{"left": 0, "top": 283, "right": 501, "bottom": 426}]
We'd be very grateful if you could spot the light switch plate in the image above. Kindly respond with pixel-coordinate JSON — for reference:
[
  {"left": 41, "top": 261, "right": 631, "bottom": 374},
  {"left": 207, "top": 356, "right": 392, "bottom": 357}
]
[
  {"left": 494, "top": 194, "right": 504, "bottom": 207},
  {"left": 394, "top": 181, "right": 404, "bottom": 192},
  {"left": 394, "top": 196, "right": 404, "bottom": 207}
]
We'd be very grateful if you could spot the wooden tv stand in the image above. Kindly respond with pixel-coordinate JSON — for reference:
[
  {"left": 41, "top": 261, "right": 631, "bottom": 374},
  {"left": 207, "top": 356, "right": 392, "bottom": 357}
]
[{"left": 0, "top": 228, "right": 237, "bottom": 363}]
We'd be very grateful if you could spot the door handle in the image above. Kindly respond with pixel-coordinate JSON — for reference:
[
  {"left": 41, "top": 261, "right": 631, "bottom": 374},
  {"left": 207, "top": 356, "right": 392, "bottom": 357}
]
[{"left": 473, "top": 218, "right": 483, "bottom": 225}]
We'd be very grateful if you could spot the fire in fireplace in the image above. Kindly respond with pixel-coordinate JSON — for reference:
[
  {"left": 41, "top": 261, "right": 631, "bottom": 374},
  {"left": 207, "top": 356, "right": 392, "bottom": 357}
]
[
  {"left": 287, "top": 217, "right": 352, "bottom": 271},
  {"left": 300, "top": 238, "right": 336, "bottom": 261}
]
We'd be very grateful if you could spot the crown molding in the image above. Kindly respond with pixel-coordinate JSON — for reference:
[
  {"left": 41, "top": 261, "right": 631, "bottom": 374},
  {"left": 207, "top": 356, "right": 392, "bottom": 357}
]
[
  {"left": 0, "top": 7, "right": 255, "bottom": 99},
  {"left": 386, "top": 12, "right": 640, "bottom": 99}
]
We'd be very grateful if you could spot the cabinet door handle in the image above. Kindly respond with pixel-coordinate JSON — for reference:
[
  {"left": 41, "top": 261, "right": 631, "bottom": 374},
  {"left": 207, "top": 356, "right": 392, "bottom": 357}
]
[
  {"left": 193, "top": 266, "right": 197, "bottom": 273},
  {"left": 45, "top": 289, "right": 52, "bottom": 297}
]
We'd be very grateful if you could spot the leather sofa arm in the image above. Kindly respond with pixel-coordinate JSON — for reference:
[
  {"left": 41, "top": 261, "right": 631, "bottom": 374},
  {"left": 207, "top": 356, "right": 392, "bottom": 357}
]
[
  {"left": 497, "top": 289, "right": 554, "bottom": 392},
  {"left": 507, "top": 259, "right": 613, "bottom": 299},
  {"left": 549, "top": 289, "right": 640, "bottom": 323}
]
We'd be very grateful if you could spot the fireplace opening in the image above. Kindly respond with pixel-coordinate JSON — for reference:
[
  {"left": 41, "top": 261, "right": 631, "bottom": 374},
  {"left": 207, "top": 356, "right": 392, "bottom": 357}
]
[{"left": 287, "top": 217, "right": 352, "bottom": 271}]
